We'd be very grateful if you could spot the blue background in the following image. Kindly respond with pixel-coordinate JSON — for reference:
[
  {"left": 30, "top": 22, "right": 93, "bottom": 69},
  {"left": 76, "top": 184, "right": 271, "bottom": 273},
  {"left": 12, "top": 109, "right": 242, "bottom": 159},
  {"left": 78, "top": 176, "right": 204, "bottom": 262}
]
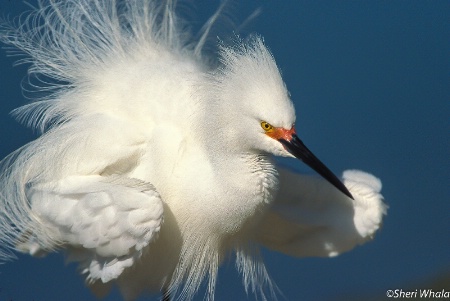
[{"left": 0, "top": 1, "right": 449, "bottom": 301}]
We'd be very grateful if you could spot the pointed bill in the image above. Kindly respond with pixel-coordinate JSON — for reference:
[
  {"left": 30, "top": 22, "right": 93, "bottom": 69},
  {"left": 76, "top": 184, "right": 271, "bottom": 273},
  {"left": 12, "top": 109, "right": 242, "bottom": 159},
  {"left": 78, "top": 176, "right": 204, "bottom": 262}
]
[{"left": 267, "top": 126, "right": 353, "bottom": 199}]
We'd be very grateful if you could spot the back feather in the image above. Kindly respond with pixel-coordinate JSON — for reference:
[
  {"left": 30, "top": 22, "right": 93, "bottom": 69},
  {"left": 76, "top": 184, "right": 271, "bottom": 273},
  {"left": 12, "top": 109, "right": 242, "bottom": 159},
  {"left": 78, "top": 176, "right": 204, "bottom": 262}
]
[{"left": 0, "top": 0, "right": 202, "bottom": 261}]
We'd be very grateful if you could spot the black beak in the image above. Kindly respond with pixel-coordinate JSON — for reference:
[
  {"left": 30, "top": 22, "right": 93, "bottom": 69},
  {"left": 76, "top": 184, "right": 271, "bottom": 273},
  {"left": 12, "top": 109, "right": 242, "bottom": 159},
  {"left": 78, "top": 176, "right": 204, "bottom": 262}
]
[{"left": 279, "top": 135, "right": 353, "bottom": 199}]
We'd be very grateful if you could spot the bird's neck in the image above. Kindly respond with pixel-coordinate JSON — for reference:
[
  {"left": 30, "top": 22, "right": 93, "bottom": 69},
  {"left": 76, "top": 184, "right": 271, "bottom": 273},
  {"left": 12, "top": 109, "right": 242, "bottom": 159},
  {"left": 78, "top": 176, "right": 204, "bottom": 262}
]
[
  {"left": 206, "top": 152, "right": 279, "bottom": 236},
  {"left": 240, "top": 152, "right": 279, "bottom": 205}
]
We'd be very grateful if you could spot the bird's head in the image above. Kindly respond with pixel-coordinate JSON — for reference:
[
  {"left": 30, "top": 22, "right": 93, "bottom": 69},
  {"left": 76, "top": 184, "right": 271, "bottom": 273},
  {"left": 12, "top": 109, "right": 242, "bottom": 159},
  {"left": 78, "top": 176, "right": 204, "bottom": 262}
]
[{"left": 211, "top": 36, "right": 353, "bottom": 199}]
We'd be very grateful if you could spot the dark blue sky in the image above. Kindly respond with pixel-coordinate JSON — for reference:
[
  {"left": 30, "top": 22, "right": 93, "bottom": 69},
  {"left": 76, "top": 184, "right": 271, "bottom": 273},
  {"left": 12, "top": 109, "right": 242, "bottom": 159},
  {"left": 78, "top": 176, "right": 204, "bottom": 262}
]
[{"left": 0, "top": 1, "right": 449, "bottom": 301}]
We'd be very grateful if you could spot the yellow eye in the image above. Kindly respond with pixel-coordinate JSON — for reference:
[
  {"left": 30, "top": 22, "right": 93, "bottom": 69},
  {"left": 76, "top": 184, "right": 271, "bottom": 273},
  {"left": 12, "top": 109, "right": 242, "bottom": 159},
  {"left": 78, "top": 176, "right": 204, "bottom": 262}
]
[{"left": 260, "top": 121, "right": 274, "bottom": 132}]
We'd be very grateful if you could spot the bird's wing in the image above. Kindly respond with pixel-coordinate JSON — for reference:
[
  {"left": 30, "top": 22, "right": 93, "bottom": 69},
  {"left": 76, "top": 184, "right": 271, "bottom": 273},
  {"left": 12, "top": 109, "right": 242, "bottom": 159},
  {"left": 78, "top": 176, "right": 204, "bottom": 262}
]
[
  {"left": 19, "top": 175, "right": 163, "bottom": 283},
  {"left": 257, "top": 168, "right": 386, "bottom": 257}
]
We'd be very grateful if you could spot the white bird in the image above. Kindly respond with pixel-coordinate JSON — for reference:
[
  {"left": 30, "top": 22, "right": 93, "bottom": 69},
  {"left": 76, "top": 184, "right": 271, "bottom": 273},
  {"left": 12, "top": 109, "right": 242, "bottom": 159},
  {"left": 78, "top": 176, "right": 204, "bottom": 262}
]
[{"left": 0, "top": 1, "right": 386, "bottom": 300}]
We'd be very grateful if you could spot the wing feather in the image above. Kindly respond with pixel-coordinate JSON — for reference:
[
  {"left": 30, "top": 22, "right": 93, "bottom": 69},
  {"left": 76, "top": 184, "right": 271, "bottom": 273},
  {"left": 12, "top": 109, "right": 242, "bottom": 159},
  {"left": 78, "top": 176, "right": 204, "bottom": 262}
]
[
  {"left": 21, "top": 175, "right": 163, "bottom": 282},
  {"left": 257, "top": 168, "right": 387, "bottom": 257}
]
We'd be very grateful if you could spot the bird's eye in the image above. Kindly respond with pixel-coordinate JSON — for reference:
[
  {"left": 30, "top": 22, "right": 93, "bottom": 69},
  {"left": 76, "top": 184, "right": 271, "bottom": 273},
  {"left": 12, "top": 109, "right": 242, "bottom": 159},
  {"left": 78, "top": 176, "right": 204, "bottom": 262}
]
[{"left": 261, "top": 121, "right": 274, "bottom": 132}]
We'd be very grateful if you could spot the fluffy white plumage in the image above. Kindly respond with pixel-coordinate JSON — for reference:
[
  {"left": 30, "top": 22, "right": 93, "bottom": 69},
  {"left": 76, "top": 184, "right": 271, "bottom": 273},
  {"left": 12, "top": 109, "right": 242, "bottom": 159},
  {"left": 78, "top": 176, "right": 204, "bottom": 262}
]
[{"left": 0, "top": 1, "right": 387, "bottom": 300}]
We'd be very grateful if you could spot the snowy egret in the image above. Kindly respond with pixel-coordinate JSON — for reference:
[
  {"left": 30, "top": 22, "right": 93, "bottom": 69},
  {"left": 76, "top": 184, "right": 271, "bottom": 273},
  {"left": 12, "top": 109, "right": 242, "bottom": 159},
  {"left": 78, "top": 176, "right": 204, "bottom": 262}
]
[{"left": 0, "top": 1, "right": 386, "bottom": 300}]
